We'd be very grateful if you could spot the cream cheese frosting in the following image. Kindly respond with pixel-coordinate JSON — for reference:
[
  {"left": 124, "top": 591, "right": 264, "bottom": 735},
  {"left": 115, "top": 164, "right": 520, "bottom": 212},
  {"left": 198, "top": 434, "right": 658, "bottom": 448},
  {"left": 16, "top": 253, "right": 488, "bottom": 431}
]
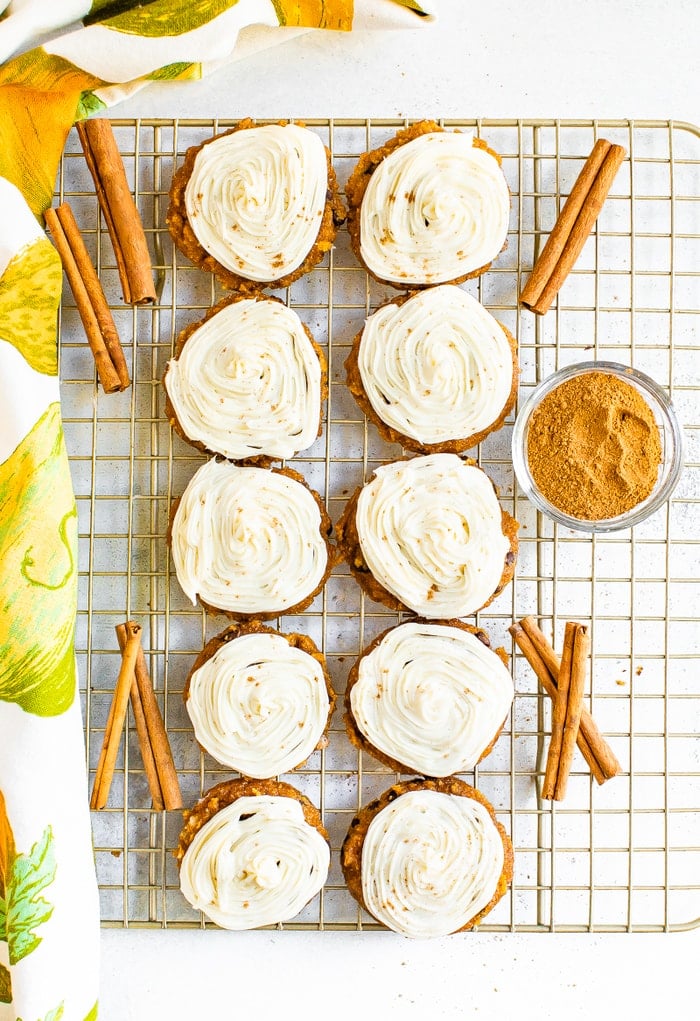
[
  {"left": 171, "top": 459, "right": 328, "bottom": 615},
  {"left": 350, "top": 622, "right": 513, "bottom": 775},
  {"left": 361, "top": 789, "right": 505, "bottom": 938},
  {"left": 187, "top": 632, "right": 330, "bottom": 778},
  {"left": 164, "top": 298, "right": 322, "bottom": 461},
  {"left": 180, "top": 795, "right": 330, "bottom": 930},
  {"left": 355, "top": 453, "right": 511, "bottom": 618},
  {"left": 359, "top": 131, "right": 510, "bottom": 285},
  {"left": 357, "top": 285, "right": 513, "bottom": 445},
  {"left": 184, "top": 123, "right": 328, "bottom": 281}
]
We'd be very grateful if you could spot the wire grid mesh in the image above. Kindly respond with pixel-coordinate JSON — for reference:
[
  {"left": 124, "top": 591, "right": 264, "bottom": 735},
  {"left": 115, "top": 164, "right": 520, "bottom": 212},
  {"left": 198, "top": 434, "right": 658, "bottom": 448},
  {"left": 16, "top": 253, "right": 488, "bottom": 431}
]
[{"left": 55, "top": 118, "right": 700, "bottom": 934}]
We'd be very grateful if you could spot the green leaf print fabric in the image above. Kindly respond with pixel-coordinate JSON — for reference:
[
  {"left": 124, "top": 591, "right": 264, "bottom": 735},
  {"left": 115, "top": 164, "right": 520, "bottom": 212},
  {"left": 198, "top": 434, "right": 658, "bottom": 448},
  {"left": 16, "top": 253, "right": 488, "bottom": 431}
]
[
  {"left": 5, "top": 824, "right": 56, "bottom": 967},
  {"left": 0, "top": 794, "right": 56, "bottom": 1008},
  {"left": 0, "top": 3, "right": 430, "bottom": 1018}
]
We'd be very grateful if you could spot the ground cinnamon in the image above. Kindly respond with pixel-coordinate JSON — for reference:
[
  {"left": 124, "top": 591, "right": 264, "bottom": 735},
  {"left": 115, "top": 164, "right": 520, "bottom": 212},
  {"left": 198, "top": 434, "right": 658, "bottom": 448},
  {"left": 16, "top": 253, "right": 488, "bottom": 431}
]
[{"left": 527, "top": 371, "right": 662, "bottom": 520}]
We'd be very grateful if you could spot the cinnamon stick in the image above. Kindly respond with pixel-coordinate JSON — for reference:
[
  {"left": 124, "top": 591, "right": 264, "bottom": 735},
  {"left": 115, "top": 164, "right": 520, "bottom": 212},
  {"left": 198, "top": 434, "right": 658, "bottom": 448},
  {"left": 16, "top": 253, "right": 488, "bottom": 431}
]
[
  {"left": 130, "top": 678, "right": 165, "bottom": 812},
  {"left": 57, "top": 203, "right": 130, "bottom": 389},
  {"left": 542, "top": 622, "right": 576, "bottom": 799},
  {"left": 77, "top": 118, "right": 156, "bottom": 305},
  {"left": 520, "top": 615, "right": 561, "bottom": 681},
  {"left": 94, "top": 665, "right": 120, "bottom": 786},
  {"left": 509, "top": 620, "right": 620, "bottom": 785},
  {"left": 520, "top": 138, "right": 626, "bottom": 315},
  {"left": 116, "top": 622, "right": 182, "bottom": 811},
  {"left": 555, "top": 624, "right": 590, "bottom": 800},
  {"left": 45, "top": 204, "right": 128, "bottom": 393},
  {"left": 91, "top": 621, "right": 142, "bottom": 810}
]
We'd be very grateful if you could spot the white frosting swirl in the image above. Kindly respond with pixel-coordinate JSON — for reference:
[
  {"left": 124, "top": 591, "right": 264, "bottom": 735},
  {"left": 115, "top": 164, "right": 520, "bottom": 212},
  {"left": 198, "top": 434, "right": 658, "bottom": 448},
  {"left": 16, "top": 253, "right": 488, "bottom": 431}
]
[
  {"left": 164, "top": 299, "right": 322, "bottom": 461},
  {"left": 359, "top": 131, "right": 510, "bottom": 285},
  {"left": 171, "top": 459, "right": 328, "bottom": 615},
  {"left": 180, "top": 795, "right": 329, "bottom": 930},
  {"left": 187, "top": 632, "right": 331, "bottom": 778},
  {"left": 350, "top": 622, "right": 513, "bottom": 776},
  {"left": 184, "top": 123, "right": 328, "bottom": 281},
  {"left": 357, "top": 286, "right": 513, "bottom": 445},
  {"left": 355, "top": 453, "right": 511, "bottom": 618},
  {"left": 361, "top": 789, "right": 505, "bottom": 938}
]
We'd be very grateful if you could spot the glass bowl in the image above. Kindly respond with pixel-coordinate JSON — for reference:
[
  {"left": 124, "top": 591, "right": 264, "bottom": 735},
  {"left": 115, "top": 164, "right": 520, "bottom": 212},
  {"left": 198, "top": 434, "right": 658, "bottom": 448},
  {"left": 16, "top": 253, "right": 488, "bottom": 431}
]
[{"left": 511, "top": 361, "right": 685, "bottom": 532}]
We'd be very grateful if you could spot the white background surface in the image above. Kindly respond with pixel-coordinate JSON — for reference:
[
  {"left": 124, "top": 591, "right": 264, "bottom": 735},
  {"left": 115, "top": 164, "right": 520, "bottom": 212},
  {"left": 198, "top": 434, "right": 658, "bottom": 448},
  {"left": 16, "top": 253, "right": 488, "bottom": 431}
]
[{"left": 100, "top": 1, "right": 698, "bottom": 1017}]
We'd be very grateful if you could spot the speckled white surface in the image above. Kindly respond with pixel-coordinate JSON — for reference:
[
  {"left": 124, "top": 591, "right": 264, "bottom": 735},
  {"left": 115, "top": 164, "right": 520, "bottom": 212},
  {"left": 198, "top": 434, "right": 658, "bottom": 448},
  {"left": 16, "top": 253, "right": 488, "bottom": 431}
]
[
  {"left": 115, "top": 0, "right": 700, "bottom": 123},
  {"left": 98, "top": 1, "right": 699, "bottom": 1016}
]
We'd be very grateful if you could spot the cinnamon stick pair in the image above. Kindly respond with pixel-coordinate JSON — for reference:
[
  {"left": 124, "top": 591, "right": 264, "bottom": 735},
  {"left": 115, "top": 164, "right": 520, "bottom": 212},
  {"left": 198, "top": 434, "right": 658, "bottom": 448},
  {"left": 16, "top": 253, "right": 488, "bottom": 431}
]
[
  {"left": 90, "top": 622, "right": 182, "bottom": 811},
  {"left": 542, "top": 622, "right": 590, "bottom": 800},
  {"left": 116, "top": 623, "right": 182, "bottom": 813},
  {"left": 91, "top": 621, "right": 142, "bottom": 809},
  {"left": 520, "top": 138, "right": 627, "bottom": 315},
  {"left": 509, "top": 616, "right": 621, "bottom": 798},
  {"left": 45, "top": 203, "right": 130, "bottom": 393},
  {"left": 77, "top": 118, "right": 156, "bottom": 306}
]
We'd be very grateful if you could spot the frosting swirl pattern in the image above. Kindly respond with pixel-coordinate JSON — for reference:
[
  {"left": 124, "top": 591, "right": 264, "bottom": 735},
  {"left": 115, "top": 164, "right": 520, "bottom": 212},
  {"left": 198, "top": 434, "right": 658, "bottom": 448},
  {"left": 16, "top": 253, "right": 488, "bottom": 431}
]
[
  {"left": 165, "top": 298, "right": 322, "bottom": 461},
  {"left": 355, "top": 453, "right": 511, "bottom": 618},
  {"left": 361, "top": 789, "right": 505, "bottom": 938},
  {"left": 359, "top": 131, "right": 510, "bottom": 285},
  {"left": 171, "top": 459, "right": 328, "bottom": 615},
  {"left": 187, "top": 632, "right": 331, "bottom": 778},
  {"left": 184, "top": 123, "right": 328, "bottom": 281},
  {"left": 180, "top": 795, "right": 330, "bottom": 930},
  {"left": 350, "top": 622, "right": 513, "bottom": 775},
  {"left": 357, "top": 286, "right": 513, "bottom": 446}
]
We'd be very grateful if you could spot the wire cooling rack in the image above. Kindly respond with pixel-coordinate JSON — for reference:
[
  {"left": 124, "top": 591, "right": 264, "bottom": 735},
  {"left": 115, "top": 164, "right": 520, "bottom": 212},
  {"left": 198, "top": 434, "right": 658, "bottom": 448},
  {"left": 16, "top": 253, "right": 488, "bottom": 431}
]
[{"left": 55, "top": 119, "right": 699, "bottom": 933}]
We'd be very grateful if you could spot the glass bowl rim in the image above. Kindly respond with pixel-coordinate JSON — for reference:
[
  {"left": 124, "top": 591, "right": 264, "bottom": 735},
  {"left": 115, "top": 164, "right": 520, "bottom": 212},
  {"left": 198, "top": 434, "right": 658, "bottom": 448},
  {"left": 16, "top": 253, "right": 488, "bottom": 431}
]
[{"left": 511, "top": 360, "right": 685, "bottom": 533}]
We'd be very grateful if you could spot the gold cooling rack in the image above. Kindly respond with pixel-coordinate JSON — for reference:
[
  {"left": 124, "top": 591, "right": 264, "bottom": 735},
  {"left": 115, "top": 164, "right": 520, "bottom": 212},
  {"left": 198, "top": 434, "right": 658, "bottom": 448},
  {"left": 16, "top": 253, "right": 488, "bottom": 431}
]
[{"left": 55, "top": 119, "right": 700, "bottom": 933}]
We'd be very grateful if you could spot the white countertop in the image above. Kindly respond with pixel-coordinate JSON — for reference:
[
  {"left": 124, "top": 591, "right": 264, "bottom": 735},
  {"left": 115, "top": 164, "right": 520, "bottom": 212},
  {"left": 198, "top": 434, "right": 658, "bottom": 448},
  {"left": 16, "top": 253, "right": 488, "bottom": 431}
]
[{"left": 99, "top": 2, "right": 699, "bottom": 1017}]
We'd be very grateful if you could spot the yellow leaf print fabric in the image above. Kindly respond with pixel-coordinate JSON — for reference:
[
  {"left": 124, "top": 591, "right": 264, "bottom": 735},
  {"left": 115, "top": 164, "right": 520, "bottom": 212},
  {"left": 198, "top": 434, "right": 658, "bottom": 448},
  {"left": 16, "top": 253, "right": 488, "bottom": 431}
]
[
  {"left": 272, "top": 0, "right": 354, "bottom": 30},
  {"left": 98, "top": 0, "right": 251, "bottom": 36},
  {"left": 0, "top": 239, "right": 62, "bottom": 377},
  {"left": 0, "top": 403, "right": 77, "bottom": 718}
]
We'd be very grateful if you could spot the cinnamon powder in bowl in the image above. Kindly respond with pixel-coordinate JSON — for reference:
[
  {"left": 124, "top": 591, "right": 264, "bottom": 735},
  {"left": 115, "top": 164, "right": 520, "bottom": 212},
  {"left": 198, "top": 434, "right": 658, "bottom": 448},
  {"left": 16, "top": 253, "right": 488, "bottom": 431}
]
[{"left": 512, "top": 361, "right": 684, "bottom": 532}]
